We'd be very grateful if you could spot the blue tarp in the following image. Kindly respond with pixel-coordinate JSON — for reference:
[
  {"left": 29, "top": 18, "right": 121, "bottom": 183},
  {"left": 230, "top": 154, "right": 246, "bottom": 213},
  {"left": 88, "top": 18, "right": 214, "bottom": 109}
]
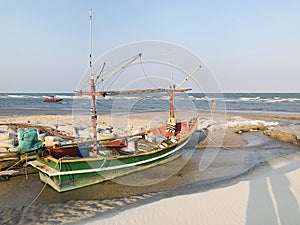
[{"left": 17, "top": 128, "right": 42, "bottom": 153}]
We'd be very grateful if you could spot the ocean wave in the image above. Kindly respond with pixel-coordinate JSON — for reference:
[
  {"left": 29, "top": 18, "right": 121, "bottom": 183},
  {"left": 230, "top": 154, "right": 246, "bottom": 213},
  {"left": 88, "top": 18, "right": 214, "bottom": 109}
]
[
  {"left": 1, "top": 94, "right": 75, "bottom": 100},
  {"left": 55, "top": 95, "right": 76, "bottom": 99},
  {"left": 7, "top": 94, "right": 33, "bottom": 99},
  {"left": 191, "top": 96, "right": 222, "bottom": 101},
  {"left": 158, "top": 96, "right": 169, "bottom": 101},
  {"left": 225, "top": 97, "right": 300, "bottom": 103},
  {"left": 264, "top": 97, "right": 300, "bottom": 103},
  {"left": 114, "top": 96, "right": 141, "bottom": 100},
  {"left": 240, "top": 97, "right": 261, "bottom": 101},
  {"left": 3, "top": 94, "right": 47, "bottom": 99}
]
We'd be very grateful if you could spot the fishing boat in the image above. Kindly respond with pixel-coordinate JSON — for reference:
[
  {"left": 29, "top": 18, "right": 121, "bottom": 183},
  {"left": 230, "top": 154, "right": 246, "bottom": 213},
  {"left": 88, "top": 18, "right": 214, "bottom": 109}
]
[
  {"left": 28, "top": 10, "right": 201, "bottom": 192},
  {"left": 29, "top": 114, "right": 198, "bottom": 192},
  {"left": 43, "top": 96, "right": 63, "bottom": 102}
]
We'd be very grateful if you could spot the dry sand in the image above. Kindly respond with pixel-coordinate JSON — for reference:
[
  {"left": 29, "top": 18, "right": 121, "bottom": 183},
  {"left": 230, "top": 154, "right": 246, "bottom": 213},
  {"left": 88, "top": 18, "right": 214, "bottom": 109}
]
[{"left": 87, "top": 153, "right": 300, "bottom": 225}]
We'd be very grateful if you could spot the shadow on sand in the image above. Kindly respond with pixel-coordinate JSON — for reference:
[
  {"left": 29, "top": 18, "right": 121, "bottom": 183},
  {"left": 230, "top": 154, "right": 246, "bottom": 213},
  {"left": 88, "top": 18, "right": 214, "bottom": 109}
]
[{"left": 246, "top": 148, "right": 300, "bottom": 225}]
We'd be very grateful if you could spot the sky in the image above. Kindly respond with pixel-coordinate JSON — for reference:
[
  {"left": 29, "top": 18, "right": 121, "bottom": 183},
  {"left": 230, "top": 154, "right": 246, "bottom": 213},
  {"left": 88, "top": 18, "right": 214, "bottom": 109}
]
[{"left": 0, "top": 0, "right": 299, "bottom": 93}]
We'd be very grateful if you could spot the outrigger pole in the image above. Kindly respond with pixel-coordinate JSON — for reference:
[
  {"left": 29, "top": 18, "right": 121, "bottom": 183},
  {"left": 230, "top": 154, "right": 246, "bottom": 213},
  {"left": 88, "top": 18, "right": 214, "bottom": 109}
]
[{"left": 177, "top": 65, "right": 201, "bottom": 89}]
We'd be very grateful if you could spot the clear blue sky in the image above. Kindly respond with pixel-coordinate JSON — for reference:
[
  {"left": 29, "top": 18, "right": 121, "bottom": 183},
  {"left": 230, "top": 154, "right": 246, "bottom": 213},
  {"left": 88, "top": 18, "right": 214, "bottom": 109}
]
[{"left": 0, "top": 0, "right": 299, "bottom": 92}]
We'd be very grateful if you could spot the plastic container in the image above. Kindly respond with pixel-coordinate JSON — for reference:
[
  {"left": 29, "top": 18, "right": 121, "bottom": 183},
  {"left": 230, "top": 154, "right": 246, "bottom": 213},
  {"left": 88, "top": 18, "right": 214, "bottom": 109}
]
[{"left": 78, "top": 144, "right": 91, "bottom": 158}]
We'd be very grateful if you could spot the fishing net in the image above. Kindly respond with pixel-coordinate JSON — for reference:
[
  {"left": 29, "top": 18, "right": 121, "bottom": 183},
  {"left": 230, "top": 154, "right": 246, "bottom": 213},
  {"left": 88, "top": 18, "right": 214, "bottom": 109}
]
[{"left": 17, "top": 128, "right": 42, "bottom": 152}]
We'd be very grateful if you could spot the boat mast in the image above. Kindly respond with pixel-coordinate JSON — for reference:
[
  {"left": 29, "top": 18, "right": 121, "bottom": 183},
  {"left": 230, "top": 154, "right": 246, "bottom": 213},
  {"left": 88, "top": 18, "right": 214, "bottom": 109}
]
[
  {"left": 166, "top": 65, "right": 201, "bottom": 137},
  {"left": 166, "top": 87, "right": 176, "bottom": 137},
  {"left": 89, "top": 9, "right": 97, "bottom": 151},
  {"left": 166, "top": 49, "right": 176, "bottom": 137},
  {"left": 168, "top": 48, "right": 175, "bottom": 119}
]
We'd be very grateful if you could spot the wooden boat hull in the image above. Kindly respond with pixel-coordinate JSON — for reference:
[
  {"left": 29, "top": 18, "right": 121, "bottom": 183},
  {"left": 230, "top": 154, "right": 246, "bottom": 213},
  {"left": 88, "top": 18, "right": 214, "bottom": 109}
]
[
  {"left": 46, "top": 144, "right": 79, "bottom": 159},
  {"left": 30, "top": 135, "right": 190, "bottom": 192},
  {"left": 29, "top": 116, "right": 198, "bottom": 192}
]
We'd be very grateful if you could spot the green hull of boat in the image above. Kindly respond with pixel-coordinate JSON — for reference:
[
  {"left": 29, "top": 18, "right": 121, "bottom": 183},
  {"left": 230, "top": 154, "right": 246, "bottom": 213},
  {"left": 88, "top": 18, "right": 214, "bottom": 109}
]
[
  {"left": 30, "top": 138, "right": 189, "bottom": 192},
  {"left": 29, "top": 114, "right": 199, "bottom": 192}
]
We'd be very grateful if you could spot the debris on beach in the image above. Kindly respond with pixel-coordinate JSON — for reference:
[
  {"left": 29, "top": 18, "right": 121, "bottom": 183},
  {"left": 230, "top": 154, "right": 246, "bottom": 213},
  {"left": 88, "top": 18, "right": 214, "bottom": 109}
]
[
  {"left": 0, "top": 122, "right": 76, "bottom": 177},
  {"left": 195, "top": 127, "right": 247, "bottom": 149},
  {"left": 0, "top": 123, "right": 74, "bottom": 139},
  {"left": 226, "top": 118, "right": 279, "bottom": 133},
  {"left": 196, "top": 117, "right": 280, "bottom": 149},
  {"left": 264, "top": 124, "right": 300, "bottom": 146},
  {"left": 0, "top": 126, "right": 19, "bottom": 171}
]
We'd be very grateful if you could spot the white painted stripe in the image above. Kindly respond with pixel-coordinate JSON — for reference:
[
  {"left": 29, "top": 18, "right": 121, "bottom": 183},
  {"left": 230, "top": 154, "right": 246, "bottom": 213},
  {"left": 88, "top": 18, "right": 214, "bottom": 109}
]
[{"left": 31, "top": 137, "right": 191, "bottom": 177}]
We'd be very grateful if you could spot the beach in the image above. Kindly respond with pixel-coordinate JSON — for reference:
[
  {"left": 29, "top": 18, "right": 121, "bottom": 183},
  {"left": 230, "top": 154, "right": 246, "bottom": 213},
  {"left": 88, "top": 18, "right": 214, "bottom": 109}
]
[
  {"left": 0, "top": 108, "right": 299, "bottom": 224},
  {"left": 2, "top": 0, "right": 300, "bottom": 224}
]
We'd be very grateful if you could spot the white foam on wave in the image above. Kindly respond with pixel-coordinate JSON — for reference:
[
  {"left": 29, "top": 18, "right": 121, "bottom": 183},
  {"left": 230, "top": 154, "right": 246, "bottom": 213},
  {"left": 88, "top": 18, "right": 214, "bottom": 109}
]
[
  {"left": 191, "top": 96, "right": 222, "bottom": 101},
  {"left": 158, "top": 96, "right": 169, "bottom": 101},
  {"left": 191, "top": 96, "right": 206, "bottom": 101},
  {"left": 55, "top": 95, "right": 75, "bottom": 99},
  {"left": 3, "top": 94, "right": 85, "bottom": 100},
  {"left": 7, "top": 94, "right": 29, "bottom": 98},
  {"left": 114, "top": 96, "right": 141, "bottom": 100},
  {"left": 224, "top": 96, "right": 300, "bottom": 104},
  {"left": 4, "top": 94, "right": 46, "bottom": 99},
  {"left": 240, "top": 97, "right": 261, "bottom": 101},
  {"left": 226, "top": 119, "right": 279, "bottom": 128},
  {"left": 264, "top": 97, "right": 300, "bottom": 103},
  {"left": 4, "top": 94, "right": 73, "bottom": 99}
]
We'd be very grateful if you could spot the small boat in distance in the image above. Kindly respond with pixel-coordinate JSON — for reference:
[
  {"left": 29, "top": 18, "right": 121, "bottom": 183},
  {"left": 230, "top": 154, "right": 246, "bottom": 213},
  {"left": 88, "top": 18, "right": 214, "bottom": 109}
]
[{"left": 43, "top": 96, "right": 63, "bottom": 102}]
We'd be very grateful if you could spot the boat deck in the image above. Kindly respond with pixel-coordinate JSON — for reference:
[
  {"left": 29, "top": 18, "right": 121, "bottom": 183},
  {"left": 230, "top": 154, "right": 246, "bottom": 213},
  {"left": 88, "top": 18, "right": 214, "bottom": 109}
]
[{"left": 29, "top": 160, "right": 62, "bottom": 176}]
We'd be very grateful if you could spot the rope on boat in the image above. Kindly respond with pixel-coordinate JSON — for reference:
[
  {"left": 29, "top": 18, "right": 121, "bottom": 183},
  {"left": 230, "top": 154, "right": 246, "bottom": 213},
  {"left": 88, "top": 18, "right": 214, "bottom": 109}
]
[
  {"left": 94, "top": 54, "right": 141, "bottom": 89},
  {"left": 24, "top": 182, "right": 48, "bottom": 210},
  {"left": 99, "top": 156, "right": 107, "bottom": 168},
  {"left": 139, "top": 57, "right": 159, "bottom": 88},
  {"left": 0, "top": 187, "right": 48, "bottom": 225},
  {"left": 25, "top": 162, "right": 60, "bottom": 209},
  {"left": 2, "top": 153, "right": 37, "bottom": 181},
  {"left": 25, "top": 153, "right": 28, "bottom": 180},
  {"left": 104, "top": 66, "right": 127, "bottom": 90},
  {"left": 5, "top": 157, "right": 23, "bottom": 171},
  {"left": 59, "top": 158, "right": 62, "bottom": 185},
  {"left": 0, "top": 123, "right": 74, "bottom": 139}
]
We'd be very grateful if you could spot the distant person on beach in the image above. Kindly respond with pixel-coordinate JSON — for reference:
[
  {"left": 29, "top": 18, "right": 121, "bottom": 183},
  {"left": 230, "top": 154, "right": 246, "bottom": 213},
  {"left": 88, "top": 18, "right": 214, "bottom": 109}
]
[{"left": 212, "top": 100, "right": 216, "bottom": 113}]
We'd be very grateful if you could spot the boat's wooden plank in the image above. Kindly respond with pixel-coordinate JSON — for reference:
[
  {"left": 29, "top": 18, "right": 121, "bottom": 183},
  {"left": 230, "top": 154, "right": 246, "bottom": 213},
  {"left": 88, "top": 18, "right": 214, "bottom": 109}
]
[
  {"left": 0, "top": 170, "right": 18, "bottom": 176},
  {"left": 28, "top": 160, "right": 61, "bottom": 176},
  {"left": 77, "top": 88, "right": 192, "bottom": 96}
]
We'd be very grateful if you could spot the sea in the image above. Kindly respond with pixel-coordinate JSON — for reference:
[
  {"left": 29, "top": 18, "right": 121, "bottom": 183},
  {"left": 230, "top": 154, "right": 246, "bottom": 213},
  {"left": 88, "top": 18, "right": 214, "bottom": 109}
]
[
  {"left": 0, "top": 92, "right": 299, "bottom": 115},
  {"left": 1, "top": 92, "right": 300, "bottom": 224}
]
